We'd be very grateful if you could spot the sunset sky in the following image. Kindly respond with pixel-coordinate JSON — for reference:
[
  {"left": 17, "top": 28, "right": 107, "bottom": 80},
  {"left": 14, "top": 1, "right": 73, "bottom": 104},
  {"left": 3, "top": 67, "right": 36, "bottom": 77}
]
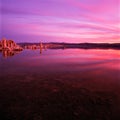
[{"left": 1, "top": 0, "right": 120, "bottom": 43}]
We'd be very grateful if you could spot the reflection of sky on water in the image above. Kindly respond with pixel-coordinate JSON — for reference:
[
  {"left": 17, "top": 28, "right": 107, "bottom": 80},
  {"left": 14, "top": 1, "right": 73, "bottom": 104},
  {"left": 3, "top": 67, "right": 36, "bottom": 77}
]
[
  {"left": 1, "top": 49, "right": 120, "bottom": 120},
  {"left": 0, "top": 49, "right": 120, "bottom": 76}
]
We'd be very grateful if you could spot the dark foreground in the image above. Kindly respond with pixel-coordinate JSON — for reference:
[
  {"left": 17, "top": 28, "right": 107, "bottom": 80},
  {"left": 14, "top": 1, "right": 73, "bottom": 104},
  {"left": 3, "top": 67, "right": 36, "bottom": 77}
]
[
  {"left": 0, "top": 49, "right": 120, "bottom": 120},
  {"left": 0, "top": 72, "right": 120, "bottom": 120}
]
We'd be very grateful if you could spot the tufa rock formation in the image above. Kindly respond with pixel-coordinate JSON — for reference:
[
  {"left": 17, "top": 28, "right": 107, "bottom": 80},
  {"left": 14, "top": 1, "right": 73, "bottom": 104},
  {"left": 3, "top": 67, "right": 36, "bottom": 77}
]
[{"left": 0, "top": 38, "right": 23, "bottom": 51}]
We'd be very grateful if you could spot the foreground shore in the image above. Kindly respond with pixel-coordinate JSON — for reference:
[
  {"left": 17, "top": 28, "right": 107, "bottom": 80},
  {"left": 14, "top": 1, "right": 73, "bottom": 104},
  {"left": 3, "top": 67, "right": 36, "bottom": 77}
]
[{"left": 0, "top": 71, "right": 120, "bottom": 120}]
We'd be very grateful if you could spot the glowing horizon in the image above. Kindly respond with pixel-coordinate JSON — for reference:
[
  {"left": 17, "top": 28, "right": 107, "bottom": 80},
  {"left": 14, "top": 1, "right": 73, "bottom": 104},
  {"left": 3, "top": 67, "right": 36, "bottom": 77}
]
[{"left": 1, "top": 0, "right": 120, "bottom": 43}]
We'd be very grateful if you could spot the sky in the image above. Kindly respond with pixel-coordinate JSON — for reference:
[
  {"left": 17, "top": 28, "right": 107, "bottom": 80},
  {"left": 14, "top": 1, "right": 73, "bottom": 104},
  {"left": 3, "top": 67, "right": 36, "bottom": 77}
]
[{"left": 0, "top": 0, "right": 120, "bottom": 43}]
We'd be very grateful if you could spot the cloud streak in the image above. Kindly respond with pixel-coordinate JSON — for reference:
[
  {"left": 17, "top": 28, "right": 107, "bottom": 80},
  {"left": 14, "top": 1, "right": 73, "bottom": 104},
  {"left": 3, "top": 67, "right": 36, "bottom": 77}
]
[{"left": 1, "top": 0, "right": 120, "bottom": 43}]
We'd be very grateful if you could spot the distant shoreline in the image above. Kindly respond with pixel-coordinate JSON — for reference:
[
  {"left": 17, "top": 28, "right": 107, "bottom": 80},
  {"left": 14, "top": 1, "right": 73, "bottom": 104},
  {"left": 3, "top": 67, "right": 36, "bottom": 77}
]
[{"left": 18, "top": 42, "right": 120, "bottom": 50}]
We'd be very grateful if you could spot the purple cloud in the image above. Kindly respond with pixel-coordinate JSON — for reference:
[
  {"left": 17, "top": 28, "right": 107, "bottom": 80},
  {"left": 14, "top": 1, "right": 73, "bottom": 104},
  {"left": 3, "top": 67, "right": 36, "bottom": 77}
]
[{"left": 1, "top": 0, "right": 120, "bottom": 43}]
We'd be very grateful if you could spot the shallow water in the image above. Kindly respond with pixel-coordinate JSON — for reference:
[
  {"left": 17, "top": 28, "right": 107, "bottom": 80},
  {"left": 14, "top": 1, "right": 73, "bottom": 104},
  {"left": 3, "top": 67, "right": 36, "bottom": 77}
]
[
  {"left": 0, "top": 49, "right": 120, "bottom": 120},
  {"left": 1, "top": 49, "right": 120, "bottom": 74}
]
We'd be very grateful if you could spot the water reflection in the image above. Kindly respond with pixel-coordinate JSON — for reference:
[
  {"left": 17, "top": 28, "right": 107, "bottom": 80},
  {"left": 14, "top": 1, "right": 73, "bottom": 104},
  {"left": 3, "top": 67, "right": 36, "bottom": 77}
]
[
  {"left": 0, "top": 49, "right": 120, "bottom": 74},
  {"left": 0, "top": 50, "right": 22, "bottom": 58},
  {"left": 40, "top": 47, "right": 42, "bottom": 54}
]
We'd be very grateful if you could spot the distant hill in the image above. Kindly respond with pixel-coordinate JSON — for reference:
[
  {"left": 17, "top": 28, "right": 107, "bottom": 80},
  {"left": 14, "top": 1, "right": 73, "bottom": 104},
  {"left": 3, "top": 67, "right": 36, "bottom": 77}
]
[{"left": 18, "top": 42, "right": 120, "bottom": 50}]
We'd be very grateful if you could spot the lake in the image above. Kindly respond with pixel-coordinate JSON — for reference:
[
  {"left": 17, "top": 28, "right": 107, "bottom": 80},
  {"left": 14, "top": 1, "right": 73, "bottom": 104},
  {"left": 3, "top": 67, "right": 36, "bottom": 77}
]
[{"left": 0, "top": 49, "right": 120, "bottom": 120}]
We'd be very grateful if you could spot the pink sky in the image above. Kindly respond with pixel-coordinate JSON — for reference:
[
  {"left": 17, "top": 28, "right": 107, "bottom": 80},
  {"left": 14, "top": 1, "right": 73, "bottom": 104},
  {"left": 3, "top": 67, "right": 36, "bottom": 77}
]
[{"left": 1, "top": 0, "right": 120, "bottom": 43}]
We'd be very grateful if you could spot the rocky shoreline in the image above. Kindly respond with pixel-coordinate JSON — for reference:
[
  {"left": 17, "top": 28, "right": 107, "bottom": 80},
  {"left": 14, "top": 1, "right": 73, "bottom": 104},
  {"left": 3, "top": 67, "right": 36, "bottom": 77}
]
[{"left": 0, "top": 38, "right": 23, "bottom": 51}]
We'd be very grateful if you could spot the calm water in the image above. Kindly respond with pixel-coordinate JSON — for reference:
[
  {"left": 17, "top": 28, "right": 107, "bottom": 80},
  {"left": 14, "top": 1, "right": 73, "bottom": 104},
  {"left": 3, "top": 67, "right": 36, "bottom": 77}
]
[
  {"left": 0, "top": 49, "right": 120, "bottom": 120},
  {"left": 1, "top": 49, "right": 120, "bottom": 75}
]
